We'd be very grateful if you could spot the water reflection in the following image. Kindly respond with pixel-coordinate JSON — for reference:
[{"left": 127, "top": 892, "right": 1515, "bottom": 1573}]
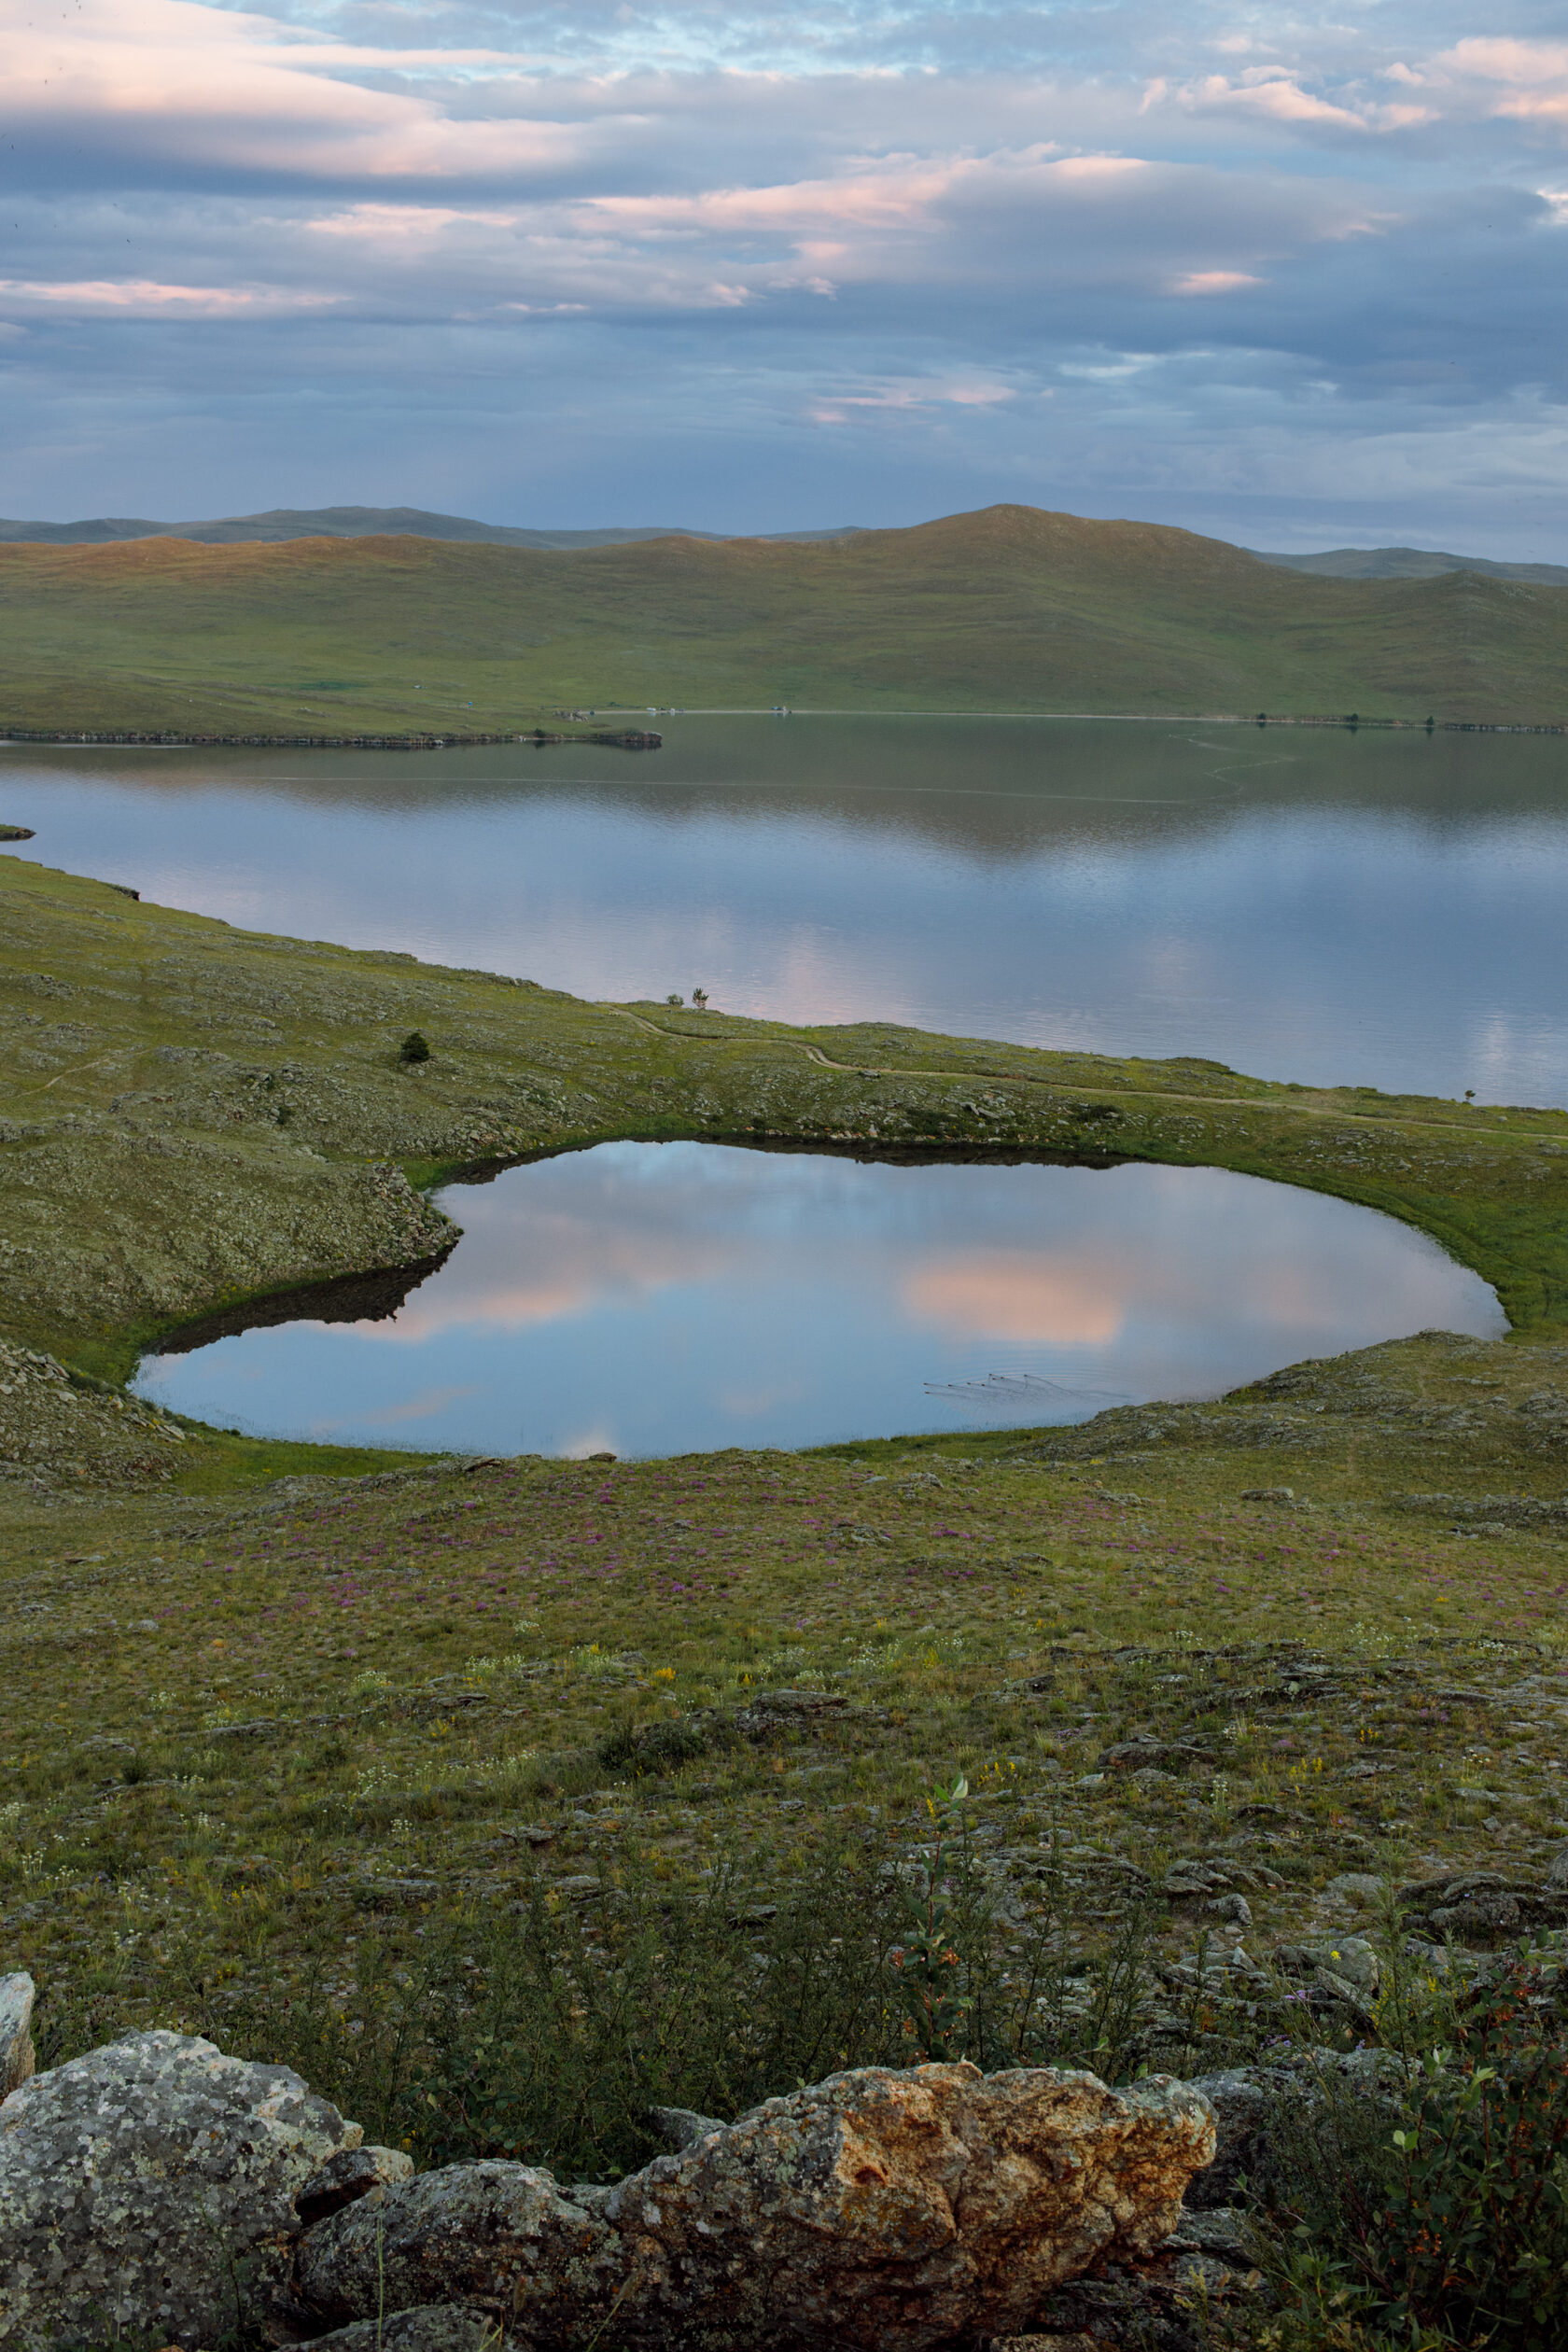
[
  {"left": 4, "top": 716, "right": 1565, "bottom": 1104},
  {"left": 133, "top": 1142, "right": 1504, "bottom": 1458}
]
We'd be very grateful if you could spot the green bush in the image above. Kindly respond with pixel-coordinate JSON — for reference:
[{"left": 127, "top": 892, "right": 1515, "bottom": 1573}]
[
  {"left": 217, "top": 1829, "right": 1157, "bottom": 2182},
  {"left": 1261, "top": 1954, "right": 1568, "bottom": 2351}
]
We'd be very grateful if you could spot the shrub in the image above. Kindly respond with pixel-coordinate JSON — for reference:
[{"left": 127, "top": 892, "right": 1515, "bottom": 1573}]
[
  {"left": 217, "top": 1826, "right": 1157, "bottom": 2182},
  {"left": 1260, "top": 1953, "right": 1568, "bottom": 2351},
  {"left": 399, "top": 1031, "right": 430, "bottom": 1065}
]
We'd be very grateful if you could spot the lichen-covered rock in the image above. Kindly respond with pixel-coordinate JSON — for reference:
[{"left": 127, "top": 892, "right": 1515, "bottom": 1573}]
[
  {"left": 304, "top": 2305, "right": 502, "bottom": 2352},
  {"left": 0, "top": 2028, "right": 360, "bottom": 2351},
  {"left": 296, "top": 2142, "right": 416, "bottom": 2226},
  {"left": 0, "top": 1976, "right": 34, "bottom": 2098},
  {"left": 295, "top": 2062, "right": 1215, "bottom": 2351},
  {"left": 292, "top": 2159, "right": 618, "bottom": 2343}
]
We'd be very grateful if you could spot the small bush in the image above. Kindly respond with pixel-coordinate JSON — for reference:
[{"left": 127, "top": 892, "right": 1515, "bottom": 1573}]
[
  {"left": 595, "top": 1717, "right": 710, "bottom": 1777},
  {"left": 1260, "top": 1953, "right": 1568, "bottom": 2351},
  {"left": 399, "top": 1031, "right": 430, "bottom": 1065},
  {"left": 218, "top": 1827, "right": 1157, "bottom": 2182}
]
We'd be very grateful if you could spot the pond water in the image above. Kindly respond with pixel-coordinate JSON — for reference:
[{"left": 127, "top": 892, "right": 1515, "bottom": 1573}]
[
  {"left": 4, "top": 715, "right": 1566, "bottom": 1105},
  {"left": 133, "top": 1143, "right": 1505, "bottom": 1458}
]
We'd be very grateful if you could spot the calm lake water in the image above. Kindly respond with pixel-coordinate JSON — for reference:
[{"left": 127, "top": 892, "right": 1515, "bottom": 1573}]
[
  {"left": 3, "top": 715, "right": 1566, "bottom": 1105},
  {"left": 133, "top": 1143, "right": 1505, "bottom": 1457}
]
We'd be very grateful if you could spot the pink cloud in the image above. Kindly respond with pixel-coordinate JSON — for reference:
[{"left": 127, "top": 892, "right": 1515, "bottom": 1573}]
[
  {"left": 0, "top": 275, "right": 339, "bottom": 314},
  {"left": 1169, "top": 269, "right": 1266, "bottom": 295}
]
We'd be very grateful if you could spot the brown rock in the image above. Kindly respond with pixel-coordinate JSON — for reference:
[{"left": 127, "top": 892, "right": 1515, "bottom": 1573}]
[{"left": 293, "top": 2063, "right": 1215, "bottom": 2351}]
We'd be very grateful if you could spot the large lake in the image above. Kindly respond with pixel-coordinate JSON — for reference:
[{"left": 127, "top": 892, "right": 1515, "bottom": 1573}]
[
  {"left": 133, "top": 1143, "right": 1504, "bottom": 1457},
  {"left": 3, "top": 715, "right": 1565, "bottom": 1104}
]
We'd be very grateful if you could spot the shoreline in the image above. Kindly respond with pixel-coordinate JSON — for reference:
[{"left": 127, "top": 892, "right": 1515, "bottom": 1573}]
[{"left": 2, "top": 712, "right": 1560, "bottom": 747}]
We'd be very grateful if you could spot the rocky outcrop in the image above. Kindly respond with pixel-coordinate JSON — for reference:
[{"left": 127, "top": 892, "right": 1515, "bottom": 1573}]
[
  {"left": 293, "top": 2061, "right": 1216, "bottom": 2351},
  {"left": 0, "top": 1976, "right": 34, "bottom": 2097},
  {"left": 0, "top": 2029, "right": 360, "bottom": 2351}
]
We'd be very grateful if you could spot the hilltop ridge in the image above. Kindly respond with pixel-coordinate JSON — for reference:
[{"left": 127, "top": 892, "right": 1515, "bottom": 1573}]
[
  {"left": 0, "top": 501, "right": 1562, "bottom": 733},
  {"left": 1, "top": 501, "right": 1561, "bottom": 582}
]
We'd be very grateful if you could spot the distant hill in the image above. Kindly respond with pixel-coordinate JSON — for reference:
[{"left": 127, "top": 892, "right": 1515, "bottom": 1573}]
[
  {"left": 0, "top": 505, "right": 1559, "bottom": 586},
  {"left": 1253, "top": 545, "right": 1568, "bottom": 587},
  {"left": 0, "top": 506, "right": 864, "bottom": 551},
  {"left": 0, "top": 503, "right": 1562, "bottom": 735}
]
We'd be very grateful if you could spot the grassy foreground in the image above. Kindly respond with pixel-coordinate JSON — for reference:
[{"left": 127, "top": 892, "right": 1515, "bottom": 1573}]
[
  {"left": 1, "top": 503, "right": 1566, "bottom": 736},
  {"left": 7, "top": 849, "right": 1568, "bottom": 2345}
]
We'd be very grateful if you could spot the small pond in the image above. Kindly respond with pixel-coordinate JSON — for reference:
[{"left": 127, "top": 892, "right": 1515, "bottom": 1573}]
[{"left": 132, "top": 1142, "right": 1505, "bottom": 1458}]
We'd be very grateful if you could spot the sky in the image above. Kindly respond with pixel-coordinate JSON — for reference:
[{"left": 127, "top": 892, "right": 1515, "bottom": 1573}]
[{"left": 2, "top": 0, "right": 1566, "bottom": 551}]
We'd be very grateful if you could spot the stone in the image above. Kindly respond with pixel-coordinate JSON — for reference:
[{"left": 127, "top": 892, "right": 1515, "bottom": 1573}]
[
  {"left": 647, "top": 2104, "right": 727, "bottom": 2150},
  {"left": 303, "top": 2306, "right": 500, "bottom": 2352},
  {"left": 293, "top": 2062, "right": 1216, "bottom": 2352},
  {"left": 1102, "top": 1737, "right": 1214, "bottom": 1775},
  {"left": 733, "top": 1687, "right": 851, "bottom": 1739},
  {"left": 0, "top": 1974, "right": 35, "bottom": 2097},
  {"left": 1165, "top": 2204, "right": 1260, "bottom": 2269},
  {"left": 297, "top": 2143, "right": 417, "bottom": 2227},
  {"left": 1183, "top": 2069, "right": 1275, "bottom": 2208},
  {"left": 0, "top": 2028, "right": 360, "bottom": 2352},
  {"left": 1273, "top": 1936, "right": 1379, "bottom": 1996},
  {"left": 1434, "top": 1888, "right": 1521, "bottom": 1940},
  {"left": 1323, "top": 1871, "right": 1386, "bottom": 1909}
]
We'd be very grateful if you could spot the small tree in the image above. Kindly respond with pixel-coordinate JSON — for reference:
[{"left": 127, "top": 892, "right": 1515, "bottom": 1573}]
[{"left": 399, "top": 1031, "right": 430, "bottom": 1065}]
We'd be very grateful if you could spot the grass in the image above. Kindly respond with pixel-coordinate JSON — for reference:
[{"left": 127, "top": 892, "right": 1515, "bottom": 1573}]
[
  {"left": 0, "top": 504, "right": 1565, "bottom": 737},
  {"left": 7, "top": 844, "right": 1568, "bottom": 2346}
]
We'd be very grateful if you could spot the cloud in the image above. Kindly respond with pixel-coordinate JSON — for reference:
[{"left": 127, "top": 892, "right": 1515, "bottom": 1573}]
[
  {"left": 0, "top": 276, "right": 340, "bottom": 315},
  {"left": 0, "top": 0, "right": 1565, "bottom": 551}
]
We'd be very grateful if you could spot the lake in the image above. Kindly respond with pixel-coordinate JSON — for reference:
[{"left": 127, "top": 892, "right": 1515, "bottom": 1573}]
[
  {"left": 132, "top": 1142, "right": 1505, "bottom": 1457},
  {"left": 3, "top": 714, "right": 1565, "bottom": 1106}
]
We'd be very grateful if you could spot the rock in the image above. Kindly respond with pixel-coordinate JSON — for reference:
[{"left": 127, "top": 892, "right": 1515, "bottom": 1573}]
[
  {"left": 294, "top": 2062, "right": 1216, "bottom": 2351},
  {"left": 1183, "top": 2069, "right": 1275, "bottom": 2208},
  {"left": 1102, "top": 1737, "right": 1214, "bottom": 1775},
  {"left": 1397, "top": 1869, "right": 1538, "bottom": 1944},
  {"left": 303, "top": 2306, "right": 499, "bottom": 2352},
  {"left": 0, "top": 1974, "right": 35, "bottom": 2097},
  {"left": 1435, "top": 1888, "right": 1521, "bottom": 1940},
  {"left": 1272, "top": 1936, "right": 1379, "bottom": 1996},
  {"left": 297, "top": 2143, "right": 416, "bottom": 2226},
  {"left": 647, "top": 2103, "right": 727, "bottom": 2150},
  {"left": 733, "top": 1687, "right": 851, "bottom": 1739},
  {"left": 1323, "top": 1871, "right": 1386, "bottom": 1909},
  {"left": 0, "top": 2028, "right": 360, "bottom": 2352},
  {"left": 1165, "top": 2204, "right": 1259, "bottom": 2268}
]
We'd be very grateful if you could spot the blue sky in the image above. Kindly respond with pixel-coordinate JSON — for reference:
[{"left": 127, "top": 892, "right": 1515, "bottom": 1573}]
[{"left": 3, "top": 0, "right": 1566, "bottom": 550}]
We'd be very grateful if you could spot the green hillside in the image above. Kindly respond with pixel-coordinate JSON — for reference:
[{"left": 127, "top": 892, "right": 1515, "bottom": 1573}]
[{"left": 0, "top": 502, "right": 1563, "bottom": 735}]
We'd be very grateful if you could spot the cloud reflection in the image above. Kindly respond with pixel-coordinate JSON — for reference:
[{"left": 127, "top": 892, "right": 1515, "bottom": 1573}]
[{"left": 133, "top": 1141, "right": 1506, "bottom": 1458}]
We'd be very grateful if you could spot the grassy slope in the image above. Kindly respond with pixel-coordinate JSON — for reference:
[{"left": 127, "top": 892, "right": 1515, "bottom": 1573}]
[
  {"left": 6, "top": 855, "right": 1568, "bottom": 1414},
  {"left": 0, "top": 504, "right": 1564, "bottom": 735},
  {"left": 8, "top": 853, "right": 1568, "bottom": 2281}
]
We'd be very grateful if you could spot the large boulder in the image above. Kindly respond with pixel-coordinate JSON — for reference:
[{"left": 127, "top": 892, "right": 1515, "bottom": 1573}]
[
  {"left": 294, "top": 2061, "right": 1215, "bottom": 2351},
  {"left": 0, "top": 2028, "right": 360, "bottom": 2352}
]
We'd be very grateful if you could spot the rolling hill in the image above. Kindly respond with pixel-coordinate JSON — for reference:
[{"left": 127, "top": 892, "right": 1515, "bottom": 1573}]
[{"left": 0, "top": 503, "right": 1561, "bottom": 735}]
